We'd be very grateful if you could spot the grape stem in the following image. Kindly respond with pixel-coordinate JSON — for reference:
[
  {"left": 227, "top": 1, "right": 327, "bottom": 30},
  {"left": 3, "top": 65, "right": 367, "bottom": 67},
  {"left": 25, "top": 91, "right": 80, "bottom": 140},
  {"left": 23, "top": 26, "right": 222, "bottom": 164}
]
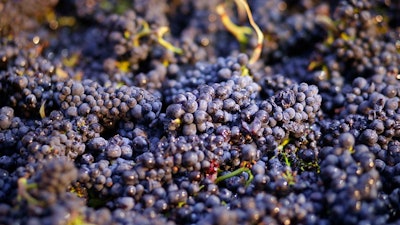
[
  {"left": 234, "top": 0, "right": 263, "bottom": 65},
  {"left": 216, "top": 3, "right": 253, "bottom": 46},
  {"left": 17, "top": 177, "right": 44, "bottom": 206},
  {"left": 132, "top": 21, "right": 183, "bottom": 55},
  {"left": 156, "top": 26, "right": 183, "bottom": 55},
  {"left": 215, "top": 167, "right": 254, "bottom": 187},
  {"left": 217, "top": 0, "right": 263, "bottom": 65},
  {"left": 132, "top": 21, "right": 151, "bottom": 47}
]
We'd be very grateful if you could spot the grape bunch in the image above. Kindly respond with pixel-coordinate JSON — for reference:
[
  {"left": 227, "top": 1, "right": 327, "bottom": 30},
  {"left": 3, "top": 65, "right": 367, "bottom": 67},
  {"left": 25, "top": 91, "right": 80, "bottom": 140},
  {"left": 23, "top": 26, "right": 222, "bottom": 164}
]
[{"left": 0, "top": 0, "right": 399, "bottom": 225}]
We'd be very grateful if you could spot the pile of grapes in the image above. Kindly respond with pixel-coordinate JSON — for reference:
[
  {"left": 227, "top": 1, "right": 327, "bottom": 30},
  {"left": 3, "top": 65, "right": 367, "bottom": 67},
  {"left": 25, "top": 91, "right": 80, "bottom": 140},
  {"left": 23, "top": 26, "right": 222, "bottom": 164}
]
[{"left": 0, "top": 0, "right": 399, "bottom": 224}]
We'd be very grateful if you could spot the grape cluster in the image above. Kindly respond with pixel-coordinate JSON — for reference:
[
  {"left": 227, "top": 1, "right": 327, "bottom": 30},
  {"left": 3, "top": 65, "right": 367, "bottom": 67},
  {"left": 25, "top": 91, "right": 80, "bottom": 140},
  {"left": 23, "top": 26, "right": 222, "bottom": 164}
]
[
  {"left": 319, "top": 134, "right": 388, "bottom": 225},
  {"left": 0, "top": 0, "right": 399, "bottom": 224},
  {"left": 55, "top": 78, "right": 162, "bottom": 128},
  {"left": 0, "top": 157, "right": 86, "bottom": 225}
]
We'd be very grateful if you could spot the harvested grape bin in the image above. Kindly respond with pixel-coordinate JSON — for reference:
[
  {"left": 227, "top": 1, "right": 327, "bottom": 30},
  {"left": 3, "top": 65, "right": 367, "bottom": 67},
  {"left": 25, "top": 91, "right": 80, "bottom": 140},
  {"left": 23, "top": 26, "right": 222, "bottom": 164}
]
[{"left": 0, "top": 0, "right": 399, "bottom": 224}]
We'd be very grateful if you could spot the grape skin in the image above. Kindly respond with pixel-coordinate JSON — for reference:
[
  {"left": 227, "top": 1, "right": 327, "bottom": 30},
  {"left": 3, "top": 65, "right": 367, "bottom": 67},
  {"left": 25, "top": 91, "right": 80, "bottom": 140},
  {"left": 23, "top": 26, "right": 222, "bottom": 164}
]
[{"left": 0, "top": 0, "right": 399, "bottom": 225}]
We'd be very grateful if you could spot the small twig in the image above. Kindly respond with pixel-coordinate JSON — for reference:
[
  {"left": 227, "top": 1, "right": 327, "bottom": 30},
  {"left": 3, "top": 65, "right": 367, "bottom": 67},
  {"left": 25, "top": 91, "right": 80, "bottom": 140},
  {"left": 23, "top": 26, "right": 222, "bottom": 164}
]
[
  {"left": 132, "top": 21, "right": 151, "bottom": 47},
  {"left": 216, "top": 3, "right": 253, "bottom": 45},
  {"left": 215, "top": 167, "right": 254, "bottom": 187},
  {"left": 156, "top": 26, "right": 183, "bottom": 55},
  {"left": 39, "top": 100, "right": 46, "bottom": 118},
  {"left": 234, "top": 0, "right": 264, "bottom": 64},
  {"left": 17, "top": 177, "right": 43, "bottom": 206}
]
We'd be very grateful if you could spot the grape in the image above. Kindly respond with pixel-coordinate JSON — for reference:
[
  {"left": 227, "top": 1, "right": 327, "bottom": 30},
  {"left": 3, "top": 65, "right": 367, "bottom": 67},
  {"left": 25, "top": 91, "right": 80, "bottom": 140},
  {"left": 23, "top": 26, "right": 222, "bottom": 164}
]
[{"left": 0, "top": 0, "right": 399, "bottom": 224}]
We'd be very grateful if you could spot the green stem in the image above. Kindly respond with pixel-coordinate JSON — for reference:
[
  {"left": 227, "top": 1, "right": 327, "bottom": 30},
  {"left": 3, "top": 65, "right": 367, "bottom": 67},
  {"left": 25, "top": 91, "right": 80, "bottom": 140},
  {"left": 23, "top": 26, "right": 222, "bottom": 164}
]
[
  {"left": 133, "top": 21, "right": 151, "bottom": 46},
  {"left": 277, "top": 138, "right": 291, "bottom": 167},
  {"left": 156, "top": 27, "right": 183, "bottom": 55},
  {"left": 234, "top": 0, "right": 263, "bottom": 65},
  {"left": 215, "top": 167, "right": 253, "bottom": 186},
  {"left": 216, "top": 3, "right": 253, "bottom": 46},
  {"left": 277, "top": 138, "right": 290, "bottom": 151},
  {"left": 17, "top": 178, "right": 43, "bottom": 206},
  {"left": 282, "top": 153, "right": 291, "bottom": 167}
]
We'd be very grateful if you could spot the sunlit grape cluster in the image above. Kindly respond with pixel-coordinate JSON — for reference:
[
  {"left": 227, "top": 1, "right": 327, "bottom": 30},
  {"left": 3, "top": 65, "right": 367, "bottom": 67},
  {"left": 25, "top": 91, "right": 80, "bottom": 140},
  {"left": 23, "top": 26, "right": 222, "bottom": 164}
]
[{"left": 0, "top": 0, "right": 399, "bottom": 225}]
